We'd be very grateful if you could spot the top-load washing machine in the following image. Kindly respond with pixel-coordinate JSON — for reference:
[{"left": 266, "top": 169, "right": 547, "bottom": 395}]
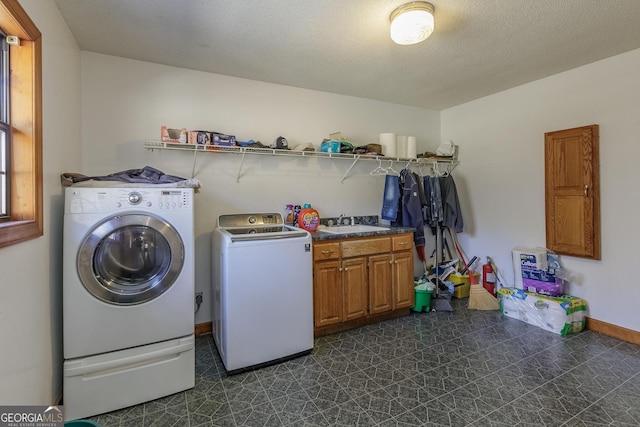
[
  {"left": 63, "top": 186, "right": 195, "bottom": 421},
  {"left": 212, "top": 213, "right": 314, "bottom": 374}
]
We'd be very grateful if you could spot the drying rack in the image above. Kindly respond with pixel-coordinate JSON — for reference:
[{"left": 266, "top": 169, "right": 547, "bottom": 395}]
[{"left": 409, "top": 162, "right": 460, "bottom": 305}]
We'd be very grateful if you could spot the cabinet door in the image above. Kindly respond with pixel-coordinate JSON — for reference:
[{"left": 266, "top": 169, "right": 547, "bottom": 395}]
[
  {"left": 392, "top": 251, "right": 414, "bottom": 309},
  {"left": 313, "top": 260, "right": 342, "bottom": 328},
  {"left": 342, "top": 257, "right": 368, "bottom": 321},
  {"left": 545, "top": 124, "right": 600, "bottom": 259},
  {"left": 369, "top": 254, "right": 393, "bottom": 314}
]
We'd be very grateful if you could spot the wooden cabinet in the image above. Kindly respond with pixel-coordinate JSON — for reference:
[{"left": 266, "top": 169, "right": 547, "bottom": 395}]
[
  {"left": 545, "top": 124, "right": 600, "bottom": 260},
  {"left": 313, "top": 232, "right": 414, "bottom": 336},
  {"left": 392, "top": 250, "right": 414, "bottom": 309},
  {"left": 313, "top": 259, "right": 342, "bottom": 328},
  {"left": 369, "top": 253, "right": 393, "bottom": 314},
  {"left": 313, "top": 242, "right": 341, "bottom": 328},
  {"left": 342, "top": 257, "right": 368, "bottom": 321}
]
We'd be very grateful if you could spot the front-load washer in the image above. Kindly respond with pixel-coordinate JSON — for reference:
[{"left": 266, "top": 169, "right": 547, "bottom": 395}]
[{"left": 62, "top": 186, "right": 195, "bottom": 421}]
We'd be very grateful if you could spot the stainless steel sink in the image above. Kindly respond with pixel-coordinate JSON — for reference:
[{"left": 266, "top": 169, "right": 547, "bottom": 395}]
[{"left": 317, "top": 225, "right": 389, "bottom": 234}]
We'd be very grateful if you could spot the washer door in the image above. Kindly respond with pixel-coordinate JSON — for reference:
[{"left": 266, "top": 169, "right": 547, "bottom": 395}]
[{"left": 77, "top": 213, "right": 184, "bottom": 305}]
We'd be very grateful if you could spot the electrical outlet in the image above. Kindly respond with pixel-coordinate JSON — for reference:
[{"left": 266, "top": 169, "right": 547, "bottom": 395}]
[{"left": 195, "top": 292, "right": 203, "bottom": 304}]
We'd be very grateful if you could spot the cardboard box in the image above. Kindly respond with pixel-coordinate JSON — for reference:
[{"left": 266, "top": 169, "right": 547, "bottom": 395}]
[
  {"left": 187, "top": 131, "right": 211, "bottom": 145},
  {"left": 161, "top": 126, "right": 187, "bottom": 143},
  {"left": 498, "top": 288, "right": 586, "bottom": 335},
  {"left": 211, "top": 132, "right": 237, "bottom": 146}
]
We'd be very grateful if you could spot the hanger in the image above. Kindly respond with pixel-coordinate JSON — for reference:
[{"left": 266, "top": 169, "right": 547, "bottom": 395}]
[
  {"left": 385, "top": 160, "right": 400, "bottom": 176},
  {"left": 430, "top": 162, "right": 439, "bottom": 177},
  {"left": 370, "top": 159, "right": 386, "bottom": 176},
  {"left": 418, "top": 161, "right": 427, "bottom": 178}
]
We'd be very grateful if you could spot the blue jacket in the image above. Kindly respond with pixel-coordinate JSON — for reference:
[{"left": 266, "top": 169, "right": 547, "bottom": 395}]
[{"left": 392, "top": 169, "right": 425, "bottom": 248}]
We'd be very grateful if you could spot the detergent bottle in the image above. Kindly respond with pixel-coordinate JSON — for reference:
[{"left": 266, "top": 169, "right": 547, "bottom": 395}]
[
  {"left": 297, "top": 203, "right": 320, "bottom": 232},
  {"left": 283, "top": 204, "right": 294, "bottom": 226}
]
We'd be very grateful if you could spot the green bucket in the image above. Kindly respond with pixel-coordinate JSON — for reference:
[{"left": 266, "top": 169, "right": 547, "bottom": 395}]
[{"left": 412, "top": 289, "right": 433, "bottom": 312}]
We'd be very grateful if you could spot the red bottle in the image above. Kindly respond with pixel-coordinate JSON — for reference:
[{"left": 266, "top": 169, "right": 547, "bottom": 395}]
[{"left": 482, "top": 258, "right": 496, "bottom": 296}]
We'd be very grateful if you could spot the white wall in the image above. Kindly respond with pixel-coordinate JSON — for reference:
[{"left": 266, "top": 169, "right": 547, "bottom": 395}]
[
  {"left": 0, "top": 1, "right": 82, "bottom": 404},
  {"left": 80, "top": 52, "right": 441, "bottom": 323},
  {"left": 441, "top": 48, "right": 640, "bottom": 332}
]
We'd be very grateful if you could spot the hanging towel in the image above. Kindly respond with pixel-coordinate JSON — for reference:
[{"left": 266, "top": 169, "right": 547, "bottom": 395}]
[{"left": 380, "top": 174, "right": 401, "bottom": 222}]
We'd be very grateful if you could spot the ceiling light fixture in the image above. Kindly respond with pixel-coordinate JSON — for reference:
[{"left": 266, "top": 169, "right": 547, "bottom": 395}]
[{"left": 389, "top": 2, "right": 435, "bottom": 45}]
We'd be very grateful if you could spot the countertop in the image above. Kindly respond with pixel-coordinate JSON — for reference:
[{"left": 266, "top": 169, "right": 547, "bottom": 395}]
[{"left": 310, "top": 226, "right": 415, "bottom": 241}]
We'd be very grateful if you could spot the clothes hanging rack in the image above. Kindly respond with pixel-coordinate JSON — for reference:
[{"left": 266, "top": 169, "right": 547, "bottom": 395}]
[{"left": 410, "top": 162, "right": 460, "bottom": 308}]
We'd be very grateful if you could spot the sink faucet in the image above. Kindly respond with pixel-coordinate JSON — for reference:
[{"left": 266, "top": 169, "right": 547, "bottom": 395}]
[
  {"left": 351, "top": 216, "right": 356, "bottom": 226},
  {"left": 337, "top": 214, "right": 345, "bottom": 226}
]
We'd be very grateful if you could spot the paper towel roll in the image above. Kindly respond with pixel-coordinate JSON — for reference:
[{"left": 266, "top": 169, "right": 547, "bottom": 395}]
[
  {"left": 407, "top": 136, "right": 417, "bottom": 159},
  {"left": 396, "top": 135, "right": 408, "bottom": 158},
  {"left": 379, "top": 133, "right": 396, "bottom": 157}
]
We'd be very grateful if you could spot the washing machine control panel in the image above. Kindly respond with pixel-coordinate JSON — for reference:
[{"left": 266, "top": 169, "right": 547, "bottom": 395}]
[
  {"left": 128, "top": 192, "right": 142, "bottom": 205},
  {"left": 158, "top": 190, "right": 191, "bottom": 209},
  {"left": 108, "top": 189, "right": 193, "bottom": 211}
]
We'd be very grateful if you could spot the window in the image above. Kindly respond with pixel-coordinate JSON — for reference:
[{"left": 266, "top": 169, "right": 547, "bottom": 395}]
[
  {"left": 1, "top": 31, "right": 9, "bottom": 218},
  {"left": 0, "top": 0, "right": 42, "bottom": 248}
]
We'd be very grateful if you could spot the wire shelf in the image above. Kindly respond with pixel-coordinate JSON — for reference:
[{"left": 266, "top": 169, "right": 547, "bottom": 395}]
[{"left": 144, "top": 140, "right": 458, "bottom": 182}]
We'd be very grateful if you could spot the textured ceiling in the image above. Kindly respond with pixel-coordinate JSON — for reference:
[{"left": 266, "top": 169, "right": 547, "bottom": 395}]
[{"left": 53, "top": 0, "right": 640, "bottom": 110}]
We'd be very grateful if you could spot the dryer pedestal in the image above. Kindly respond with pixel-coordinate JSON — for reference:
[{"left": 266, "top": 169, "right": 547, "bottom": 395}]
[{"left": 63, "top": 335, "right": 195, "bottom": 421}]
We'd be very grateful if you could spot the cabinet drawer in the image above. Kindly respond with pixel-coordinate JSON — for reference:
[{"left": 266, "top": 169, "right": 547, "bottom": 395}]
[
  {"left": 313, "top": 242, "right": 340, "bottom": 261},
  {"left": 341, "top": 237, "right": 391, "bottom": 258},
  {"left": 392, "top": 234, "right": 413, "bottom": 251}
]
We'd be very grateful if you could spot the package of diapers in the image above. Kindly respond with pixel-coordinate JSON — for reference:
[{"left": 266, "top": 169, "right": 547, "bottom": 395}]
[{"left": 498, "top": 288, "right": 587, "bottom": 335}]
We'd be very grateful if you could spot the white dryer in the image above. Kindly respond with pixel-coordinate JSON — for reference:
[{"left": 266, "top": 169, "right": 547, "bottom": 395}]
[{"left": 62, "top": 187, "right": 195, "bottom": 421}]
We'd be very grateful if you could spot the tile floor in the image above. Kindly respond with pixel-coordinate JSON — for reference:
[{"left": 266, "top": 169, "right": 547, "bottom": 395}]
[{"left": 88, "top": 298, "right": 640, "bottom": 426}]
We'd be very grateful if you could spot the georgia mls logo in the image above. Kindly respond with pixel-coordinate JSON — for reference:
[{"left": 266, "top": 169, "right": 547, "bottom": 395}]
[{"left": 0, "top": 405, "right": 63, "bottom": 427}]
